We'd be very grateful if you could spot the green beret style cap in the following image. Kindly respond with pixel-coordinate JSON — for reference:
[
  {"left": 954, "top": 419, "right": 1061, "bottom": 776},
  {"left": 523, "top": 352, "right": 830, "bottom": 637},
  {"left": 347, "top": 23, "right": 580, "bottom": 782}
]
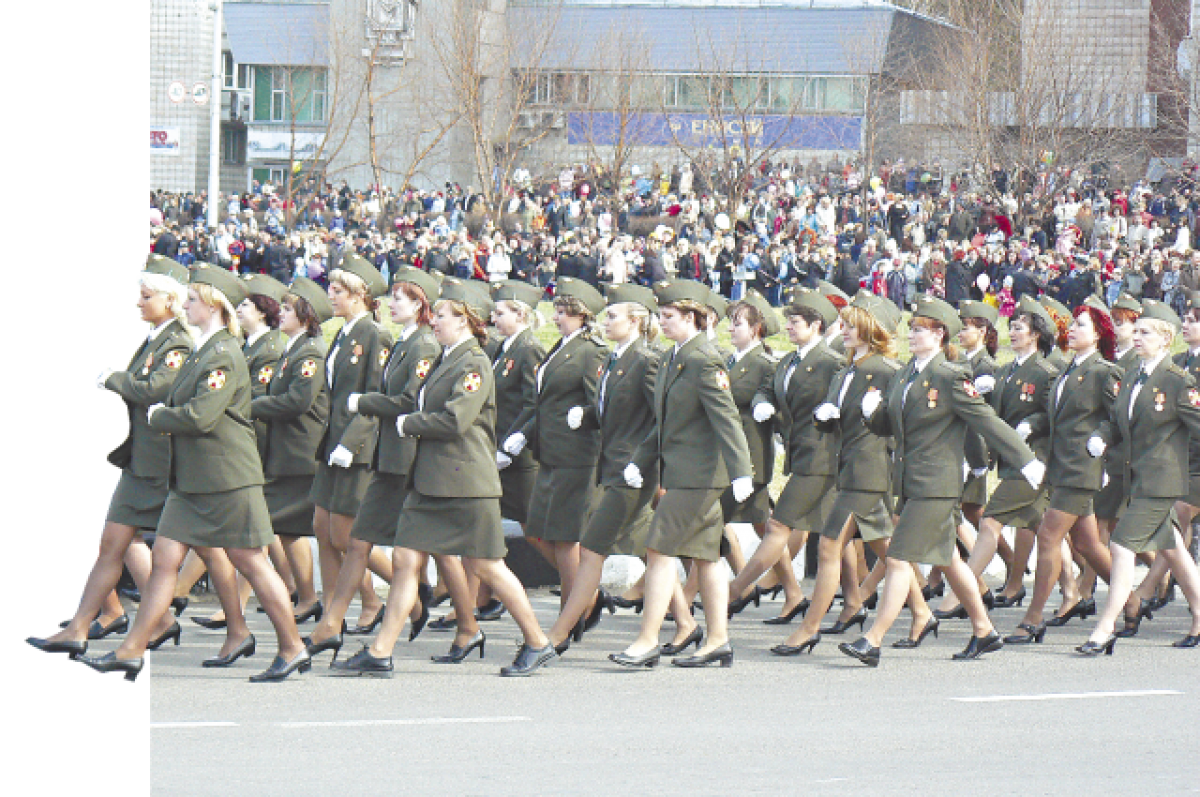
[
  {"left": 785, "top": 286, "right": 838, "bottom": 328},
  {"left": 1184, "top": 292, "right": 1200, "bottom": 315},
  {"left": 817, "top": 280, "right": 850, "bottom": 303},
  {"left": 958, "top": 299, "right": 999, "bottom": 327},
  {"left": 491, "top": 279, "right": 543, "bottom": 308},
  {"left": 555, "top": 276, "right": 606, "bottom": 315},
  {"left": 1081, "top": 294, "right": 1111, "bottom": 317},
  {"left": 243, "top": 274, "right": 288, "bottom": 303},
  {"left": 287, "top": 277, "right": 334, "bottom": 323},
  {"left": 1039, "top": 295, "right": 1072, "bottom": 322},
  {"left": 736, "top": 289, "right": 781, "bottom": 338},
  {"left": 391, "top": 266, "right": 441, "bottom": 303},
  {"left": 1113, "top": 293, "right": 1143, "bottom": 315},
  {"left": 337, "top": 253, "right": 388, "bottom": 298},
  {"left": 461, "top": 278, "right": 495, "bottom": 320},
  {"left": 144, "top": 253, "right": 189, "bottom": 286},
  {"left": 849, "top": 289, "right": 900, "bottom": 334},
  {"left": 1139, "top": 297, "right": 1181, "bottom": 330},
  {"left": 706, "top": 288, "right": 728, "bottom": 320},
  {"left": 438, "top": 277, "right": 488, "bottom": 318},
  {"left": 605, "top": 283, "right": 659, "bottom": 314},
  {"left": 912, "top": 294, "right": 962, "bottom": 338},
  {"left": 652, "top": 278, "right": 710, "bottom": 310},
  {"left": 1014, "top": 294, "right": 1054, "bottom": 330},
  {"left": 189, "top": 263, "right": 247, "bottom": 307}
]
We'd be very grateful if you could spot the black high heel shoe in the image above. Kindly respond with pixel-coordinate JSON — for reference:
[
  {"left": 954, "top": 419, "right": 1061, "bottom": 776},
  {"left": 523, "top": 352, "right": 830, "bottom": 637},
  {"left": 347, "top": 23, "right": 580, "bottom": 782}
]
[
  {"left": 202, "top": 635, "right": 257, "bottom": 668},
  {"left": 727, "top": 586, "right": 762, "bottom": 618},
  {"left": 933, "top": 604, "right": 968, "bottom": 621},
  {"left": 672, "top": 642, "right": 733, "bottom": 668},
  {"left": 410, "top": 601, "right": 431, "bottom": 643},
  {"left": 191, "top": 616, "right": 227, "bottom": 630},
  {"left": 1115, "top": 599, "right": 1154, "bottom": 638},
  {"left": 981, "top": 589, "right": 996, "bottom": 611},
  {"left": 1004, "top": 622, "right": 1047, "bottom": 644},
  {"left": 892, "top": 618, "right": 940, "bottom": 649},
  {"left": 26, "top": 637, "right": 87, "bottom": 659},
  {"left": 586, "top": 589, "right": 611, "bottom": 631},
  {"left": 430, "top": 590, "right": 451, "bottom": 608},
  {"left": 763, "top": 599, "right": 810, "bottom": 625},
  {"left": 609, "top": 648, "right": 660, "bottom": 668},
  {"left": 660, "top": 626, "right": 704, "bottom": 656},
  {"left": 1045, "top": 598, "right": 1088, "bottom": 627},
  {"left": 762, "top": 584, "right": 784, "bottom": 600},
  {"left": 1172, "top": 634, "right": 1200, "bottom": 648},
  {"left": 821, "top": 608, "right": 867, "bottom": 634},
  {"left": 501, "top": 642, "right": 555, "bottom": 676},
  {"left": 993, "top": 586, "right": 1026, "bottom": 609},
  {"left": 475, "top": 598, "right": 506, "bottom": 622},
  {"left": 429, "top": 615, "right": 457, "bottom": 631},
  {"left": 293, "top": 601, "right": 324, "bottom": 624},
  {"left": 952, "top": 631, "right": 1003, "bottom": 660},
  {"left": 147, "top": 621, "right": 182, "bottom": 651},
  {"left": 1076, "top": 635, "right": 1117, "bottom": 656},
  {"left": 771, "top": 633, "right": 820, "bottom": 656},
  {"left": 863, "top": 592, "right": 879, "bottom": 611},
  {"left": 303, "top": 632, "right": 344, "bottom": 665},
  {"left": 921, "top": 582, "right": 945, "bottom": 601},
  {"left": 346, "top": 605, "right": 387, "bottom": 636},
  {"left": 171, "top": 596, "right": 189, "bottom": 617},
  {"left": 87, "top": 615, "right": 130, "bottom": 641},
  {"left": 431, "top": 631, "right": 486, "bottom": 663},
  {"left": 610, "top": 595, "right": 644, "bottom": 613},
  {"left": 250, "top": 650, "right": 313, "bottom": 682},
  {"left": 80, "top": 651, "right": 144, "bottom": 682},
  {"left": 838, "top": 637, "right": 880, "bottom": 667}
]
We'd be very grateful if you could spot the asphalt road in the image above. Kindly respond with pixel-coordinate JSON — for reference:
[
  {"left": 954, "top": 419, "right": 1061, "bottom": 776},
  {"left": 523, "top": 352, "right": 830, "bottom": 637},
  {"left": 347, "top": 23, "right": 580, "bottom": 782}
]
[{"left": 125, "top": 585, "right": 1200, "bottom": 795}]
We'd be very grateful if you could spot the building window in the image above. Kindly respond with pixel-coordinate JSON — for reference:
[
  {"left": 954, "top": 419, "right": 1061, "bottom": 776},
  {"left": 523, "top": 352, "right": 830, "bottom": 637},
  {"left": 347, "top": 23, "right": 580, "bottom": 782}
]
[
  {"left": 223, "top": 51, "right": 251, "bottom": 91},
  {"left": 222, "top": 128, "right": 247, "bottom": 165},
  {"left": 253, "top": 66, "right": 327, "bottom": 123}
]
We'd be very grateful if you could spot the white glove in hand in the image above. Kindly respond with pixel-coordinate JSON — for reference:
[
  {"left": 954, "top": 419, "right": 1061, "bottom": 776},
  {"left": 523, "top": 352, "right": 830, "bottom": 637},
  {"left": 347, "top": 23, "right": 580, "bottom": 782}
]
[
  {"left": 1086, "top": 436, "right": 1106, "bottom": 458},
  {"left": 566, "top": 406, "right": 584, "bottom": 430},
  {"left": 623, "top": 462, "right": 643, "bottom": 489},
  {"left": 731, "top": 476, "right": 754, "bottom": 503},
  {"left": 329, "top": 445, "right": 354, "bottom": 468},
  {"left": 963, "top": 461, "right": 971, "bottom": 483},
  {"left": 861, "top": 389, "right": 882, "bottom": 418},
  {"left": 1102, "top": 471, "right": 1110, "bottom": 489},
  {"left": 1015, "top": 421, "right": 1031, "bottom": 441},
  {"left": 752, "top": 403, "right": 776, "bottom": 423},
  {"left": 97, "top": 368, "right": 114, "bottom": 389},
  {"left": 395, "top": 415, "right": 410, "bottom": 437},
  {"left": 503, "top": 433, "right": 527, "bottom": 456},
  {"left": 971, "top": 467, "right": 989, "bottom": 478},
  {"left": 974, "top": 375, "right": 996, "bottom": 395},
  {"left": 814, "top": 403, "right": 840, "bottom": 423},
  {"left": 1021, "top": 459, "right": 1046, "bottom": 489},
  {"left": 496, "top": 451, "right": 513, "bottom": 470},
  {"left": 348, "top": 393, "right": 362, "bottom": 413},
  {"left": 147, "top": 402, "right": 165, "bottom": 422}
]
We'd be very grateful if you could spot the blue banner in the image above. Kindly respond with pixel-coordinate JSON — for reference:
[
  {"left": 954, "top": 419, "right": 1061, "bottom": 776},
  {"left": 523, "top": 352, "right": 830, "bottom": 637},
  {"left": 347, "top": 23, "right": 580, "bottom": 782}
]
[{"left": 567, "top": 112, "right": 861, "bottom": 150}]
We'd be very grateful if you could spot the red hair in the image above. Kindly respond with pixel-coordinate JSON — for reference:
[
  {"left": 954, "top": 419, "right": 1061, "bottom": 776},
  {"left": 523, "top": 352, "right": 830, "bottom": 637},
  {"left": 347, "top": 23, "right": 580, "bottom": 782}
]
[{"left": 1073, "top": 305, "right": 1116, "bottom": 361}]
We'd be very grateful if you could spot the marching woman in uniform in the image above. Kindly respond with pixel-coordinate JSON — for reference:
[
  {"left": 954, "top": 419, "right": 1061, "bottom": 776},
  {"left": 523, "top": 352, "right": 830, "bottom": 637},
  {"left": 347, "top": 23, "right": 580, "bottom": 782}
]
[
  {"left": 311, "top": 254, "right": 392, "bottom": 630},
  {"left": 841, "top": 296, "right": 1042, "bottom": 666},
  {"left": 502, "top": 277, "right": 608, "bottom": 610},
  {"left": 546, "top": 284, "right": 665, "bottom": 653},
  {"left": 1008, "top": 297, "right": 1116, "bottom": 640},
  {"left": 774, "top": 292, "right": 903, "bottom": 654},
  {"left": 1080, "top": 300, "right": 1200, "bottom": 653},
  {"left": 250, "top": 278, "right": 331, "bottom": 636},
  {"left": 80, "top": 266, "right": 308, "bottom": 681},
  {"left": 611, "top": 280, "right": 754, "bottom": 669},
  {"left": 334, "top": 281, "right": 558, "bottom": 676},
  {"left": 28, "top": 256, "right": 192, "bottom": 659},
  {"left": 305, "top": 267, "right": 455, "bottom": 660}
]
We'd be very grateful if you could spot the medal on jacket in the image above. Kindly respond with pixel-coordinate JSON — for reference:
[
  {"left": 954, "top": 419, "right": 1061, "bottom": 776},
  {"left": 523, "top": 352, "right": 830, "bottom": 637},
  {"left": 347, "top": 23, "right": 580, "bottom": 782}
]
[
  {"left": 1189, "top": 388, "right": 1200, "bottom": 408},
  {"left": 1155, "top": 392, "right": 1166, "bottom": 412},
  {"left": 927, "top": 387, "right": 939, "bottom": 408},
  {"left": 1021, "top": 382, "right": 1035, "bottom": 402},
  {"left": 503, "top": 358, "right": 514, "bottom": 377},
  {"left": 143, "top": 353, "right": 154, "bottom": 375},
  {"left": 351, "top": 342, "right": 362, "bottom": 365}
]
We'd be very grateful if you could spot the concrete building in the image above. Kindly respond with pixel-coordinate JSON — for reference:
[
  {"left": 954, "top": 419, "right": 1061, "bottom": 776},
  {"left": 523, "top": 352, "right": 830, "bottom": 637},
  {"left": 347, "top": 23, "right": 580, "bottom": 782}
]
[{"left": 150, "top": 0, "right": 219, "bottom": 192}]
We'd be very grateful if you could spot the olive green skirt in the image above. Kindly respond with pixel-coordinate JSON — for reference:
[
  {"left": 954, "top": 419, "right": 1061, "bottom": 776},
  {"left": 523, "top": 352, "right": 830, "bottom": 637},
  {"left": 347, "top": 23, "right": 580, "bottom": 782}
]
[
  {"left": 773, "top": 474, "right": 836, "bottom": 531},
  {"left": 961, "top": 473, "right": 989, "bottom": 506},
  {"left": 263, "top": 475, "right": 316, "bottom": 537},
  {"left": 1093, "top": 474, "right": 1127, "bottom": 522},
  {"left": 581, "top": 483, "right": 655, "bottom": 557},
  {"left": 1111, "top": 498, "right": 1178, "bottom": 554},
  {"left": 1185, "top": 475, "right": 1200, "bottom": 510},
  {"left": 721, "top": 482, "right": 771, "bottom": 525},
  {"left": 310, "top": 462, "right": 372, "bottom": 516},
  {"left": 499, "top": 465, "right": 538, "bottom": 524},
  {"left": 888, "top": 497, "right": 959, "bottom": 567},
  {"left": 984, "top": 478, "right": 1048, "bottom": 530},
  {"left": 525, "top": 465, "right": 597, "bottom": 543},
  {"left": 1047, "top": 486, "right": 1095, "bottom": 517},
  {"left": 106, "top": 471, "right": 168, "bottom": 530},
  {"left": 821, "top": 490, "right": 893, "bottom": 543},
  {"left": 158, "top": 485, "right": 274, "bottom": 550},
  {"left": 351, "top": 473, "right": 408, "bottom": 547},
  {"left": 645, "top": 488, "right": 725, "bottom": 562},
  {"left": 395, "top": 491, "right": 506, "bottom": 560}
]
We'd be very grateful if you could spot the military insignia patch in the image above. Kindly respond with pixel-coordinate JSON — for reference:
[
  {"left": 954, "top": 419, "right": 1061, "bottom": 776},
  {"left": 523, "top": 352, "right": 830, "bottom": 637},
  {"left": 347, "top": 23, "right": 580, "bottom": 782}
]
[
  {"left": 207, "top": 370, "right": 227, "bottom": 390},
  {"left": 415, "top": 359, "right": 432, "bottom": 379},
  {"left": 1189, "top": 388, "right": 1200, "bottom": 408},
  {"left": 962, "top": 381, "right": 978, "bottom": 398},
  {"left": 300, "top": 359, "right": 318, "bottom": 379},
  {"left": 257, "top": 366, "right": 274, "bottom": 384},
  {"left": 598, "top": 364, "right": 605, "bottom": 378},
  {"left": 463, "top": 372, "right": 482, "bottom": 393},
  {"left": 379, "top": 348, "right": 389, "bottom": 368},
  {"left": 715, "top": 370, "right": 730, "bottom": 390},
  {"left": 164, "top": 351, "right": 185, "bottom": 370},
  {"left": 503, "top": 358, "right": 514, "bottom": 377},
  {"left": 145, "top": 354, "right": 154, "bottom": 371}
]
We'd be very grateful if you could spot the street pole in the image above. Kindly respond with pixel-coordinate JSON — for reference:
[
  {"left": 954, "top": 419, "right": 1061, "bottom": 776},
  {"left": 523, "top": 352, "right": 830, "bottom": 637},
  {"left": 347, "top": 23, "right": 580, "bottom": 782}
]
[{"left": 207, "top": 0, "right": 223, "bottom": 231}]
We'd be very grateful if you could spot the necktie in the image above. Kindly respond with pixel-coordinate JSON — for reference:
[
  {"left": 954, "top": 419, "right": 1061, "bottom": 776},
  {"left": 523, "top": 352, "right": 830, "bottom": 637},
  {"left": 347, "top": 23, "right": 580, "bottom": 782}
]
[
  {"left": 598, "top": 351, "right": 619, "bottom": 414},
  {"left": 783, "top": 352, "right": 799, "bottom": 392},
  {"left": 1056, "top": 358, "right": 1077, "bottom": 406},
  {"left": 901, "top": 364, "right": 920, "bottom": 406},
  {"left": 727, "top": 354, "right": 736, "bottom": 370}
]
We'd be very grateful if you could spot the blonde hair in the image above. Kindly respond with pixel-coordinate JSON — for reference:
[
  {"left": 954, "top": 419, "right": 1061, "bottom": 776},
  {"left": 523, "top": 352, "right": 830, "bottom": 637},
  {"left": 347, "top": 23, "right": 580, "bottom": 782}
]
[
  {"left": 841, "top": 306, "right": 897, "bottom": 362},
  {"left": 553, "top": 296, "right": 599, "bottom": 338},
  {"left": 1140, "top": 318, "right": 1176, "bottom": 347},
  {"left": 192, "top": 283, "right": 242, "bottom": 338},
  {"left": 609, "top": 302, "right": 660, "bottom": 342},
  {"left": 497, "top": 298, "right": 544, "bottom": 330},
  {"left": 329, "top": 268, "right": 377, "bottom": 312},
  {"left": 139, "top": 272, "right": 187, "bottom": 325}
]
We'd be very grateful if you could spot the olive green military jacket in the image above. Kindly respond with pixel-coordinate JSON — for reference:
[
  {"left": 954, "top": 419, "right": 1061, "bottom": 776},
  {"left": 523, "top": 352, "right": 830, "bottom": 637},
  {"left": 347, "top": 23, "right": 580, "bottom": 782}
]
[
  {"left": 963, "top": 348, "right": 997, "bottom": 472},
  {"left": 577, "top": 337, "right": 661, "bottom": 487},
  {"left": 815, "top": 353, "right": 900, "bottom": 494},
  {"left": 1043, "top": 351, "right": 1119, "bottom": 491},
  {"left": 632, "top": 333, "right": 753, "bottom": 490},
  {"left": 1045, "top": 348, "right": 1070, "bottom": 370},
  {"left": 493, "top": 328, "right": 546, "bottom": 470},
  {"left": 250, "top": 334, "right": 329, "bottom": 478},
  {"left": 1097, "top": 359, "right": 1200, "bottom": 499},
  {"left": 988, "top": 351, "right": 1058, "bottom": 479},
  {"left": 149, "top": 329, "right": 264, "bottom": 493},
  {"left": 864, "top": 352, "right": 1035, "bottom": 501},
  {"left": 1099, "top": 348, "right": 1142, "bottom": 484},
  {"left": 724, "top": 344, "right": 777, "bottom": 487},
  {"left": 402, "top": 337, "right": 502, "bottom": 498},
  {"left": 353, "top": 326, "right": 440, "bottom": 476},
  {"left": 318, "top": 316, "right": 390, "bottom": 464},
  {"left": 245, "top": 328, "right": 287, "bottom": 463},
  {"left": 752, "top": 340, "right": 842, "bottom": 477},
  {"left": 514, "top": 331, "right": 607, "bottom": 469},
  {"left": 105, "top": 320, "right": 193, "bottom": 481},
  {"left": 1173, "top": 350, "right": 1200, "bottom": 475}
]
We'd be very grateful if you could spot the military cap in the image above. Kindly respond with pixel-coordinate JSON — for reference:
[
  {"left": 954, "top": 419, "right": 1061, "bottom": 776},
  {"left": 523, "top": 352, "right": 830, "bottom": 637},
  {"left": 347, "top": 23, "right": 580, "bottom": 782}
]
[
  {"left": 1081, "top": 294, "right": 1111, "bottom": 318},
  {"left": 190, "top": 263, "right": 247, "bottom": 307},
  {"left": 1039, "top": 295, "right": 1072, "bottom": 323},
  {"left": 555, "top": 276, "right": 606, "bottom": 315},
  {"left": 438, "top": 276, "right": 488, "bottom": 318},
  {"left": 958, "top": 299, "right": 999, "bottom": 327},
  {"left": 1013, "top": 294, "right": 1054, "bottom": 330},
  {"left": 144, "top": 253, "right": 189, "bottom": 285},
  {"left": 1139, "top": 297, "right": 1181, "bottom": 330},
  {"left": 243, "top": 274, "right": 288, "bottom": 304},
  {"left": 1112, "top": 293, "right": 1143, "bottom": 315},
  {"left": 1181, "top": 291, "right": 1200, "bottom": 317},
  {"left": 849, "top": 289, "right": 900, "bottom": 334},
  {"left": 706, "top": 288, "right": 728, "bottom": 320},
  {"left": 652, "top": 278, "right": 711, "bottom": 309},
  {"left": 336, "top": 253, "right": 388, "bottom": 298},
  {"left": 735, "top": 289, "right": 781, "bottom": 337},
  {"left": 912, "top": 294, "right": 962, "bottom": 338},
  {"left": 391, "top": 266, "right": 441, "bottom": 302},
  {"left": 287, "top": 277, "right": 334, "bottom": 323},
  {"left": 785, "top": 286, "right": 839, "bottom": 328},
  {"left": 492, "top": 279, "right": 542, "bottom": 308},
  {"left": 461, "top": 278, "right": 495, "bottom": 320},
  {"left": 817, "top": 280, "right": 850, "bottom": 309},
  {"left": 605, "top": 283, "right": 658, "bottom": 314}
]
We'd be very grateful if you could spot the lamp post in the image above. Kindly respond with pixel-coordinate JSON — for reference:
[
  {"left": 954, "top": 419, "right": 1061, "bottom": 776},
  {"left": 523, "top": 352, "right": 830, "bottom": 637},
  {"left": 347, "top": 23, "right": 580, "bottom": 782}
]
[{"left": 207, "top": 0, "right": 223, "bottom": 231}]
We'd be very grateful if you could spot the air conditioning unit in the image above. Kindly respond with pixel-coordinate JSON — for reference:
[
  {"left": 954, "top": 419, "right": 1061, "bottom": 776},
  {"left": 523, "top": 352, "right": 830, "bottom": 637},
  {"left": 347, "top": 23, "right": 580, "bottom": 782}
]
[
  {"left": 239, "top": 94, "right": 251, "bottom": 120},
  {"left": 516, "top": 111, "right": 537, "bottom": 129},
  {"left": 549, "top": 111, "right": 566, "bottom": 129}
]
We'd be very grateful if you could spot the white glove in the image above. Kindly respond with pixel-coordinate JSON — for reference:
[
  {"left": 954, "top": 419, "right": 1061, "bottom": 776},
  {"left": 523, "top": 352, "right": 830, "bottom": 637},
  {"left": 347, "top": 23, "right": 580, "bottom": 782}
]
[
  {"left": 329, "top": 445, "right": 354, "bottom": 468},
  {"left": 496, "top": 451, "right": 513, "bottom": 470},
  {"left": 97, "top": 368, "right": 114, "bottom": 389},
  {"left": 1102, "top": 471, "right": 1110, "bottom": 488},
  {"left": 1021, "top": 459, "right": 1046, "bottom": 489},
  {"left": 963, "top": 461, "right": 971, "bottom": 483},
  {"left": 1086, "top": 436, "right": 1106, "bottom": 458},
  {"left": 861, "top": 389, "right": 882, "bottom": 418},
  {"left": 752, "top": 403, "right": 776, "bottom": 423},
  {"left": 348, "top": 393, "right": 362, "bottom": 413},
  {"left": 1015, "top": 421, "right": 1031, "bottom": 441},
  {"left": 814, "top": 403, "right": 840, "bottom": 423},
  {"left": 566, "top": 406, "right": 584, "bottom": 429},
  {"left": 972, "top": 467, "right": 989, "bottom": 478},
  {"left": 395, "top": 415, "right": 410, "bottom": 437},
  {"left": 503, "top": 433, "right": 527, "bottom": 456},
  {"left": 731, "top": 476, "right": 754, "bottom": 503},
  {"left": 623, "top": 462, "right": 643, "bottom": 489},
  {"left": 147, "top": 402, "right": 165, "bottom": 422},
  {"left": 974, "top": 375, "right": 996, "bottom": 395}
]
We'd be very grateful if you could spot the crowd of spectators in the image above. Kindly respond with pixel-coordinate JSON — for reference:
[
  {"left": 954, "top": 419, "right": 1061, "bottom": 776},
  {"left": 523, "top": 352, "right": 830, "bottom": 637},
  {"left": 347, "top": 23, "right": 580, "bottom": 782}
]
[{"left": 151, "top": 157, "right": 1200, "bottom": 318}]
